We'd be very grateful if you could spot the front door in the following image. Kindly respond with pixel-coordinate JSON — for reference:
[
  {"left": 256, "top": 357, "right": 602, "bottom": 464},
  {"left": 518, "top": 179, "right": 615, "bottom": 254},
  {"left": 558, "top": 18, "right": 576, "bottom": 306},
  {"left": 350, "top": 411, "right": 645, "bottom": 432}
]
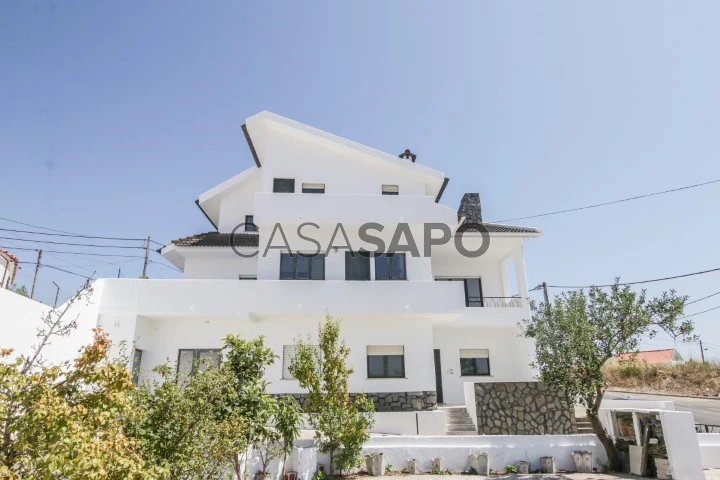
[{"left": 433, "top": 349, "right": 444, "bottom": 404}]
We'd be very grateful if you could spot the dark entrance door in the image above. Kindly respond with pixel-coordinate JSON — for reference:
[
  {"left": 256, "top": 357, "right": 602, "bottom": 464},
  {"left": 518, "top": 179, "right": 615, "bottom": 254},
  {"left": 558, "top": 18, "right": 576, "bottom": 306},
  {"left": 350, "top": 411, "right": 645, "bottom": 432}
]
[{"left": 433, "top": 349, "right": 444, "bottom": 404}]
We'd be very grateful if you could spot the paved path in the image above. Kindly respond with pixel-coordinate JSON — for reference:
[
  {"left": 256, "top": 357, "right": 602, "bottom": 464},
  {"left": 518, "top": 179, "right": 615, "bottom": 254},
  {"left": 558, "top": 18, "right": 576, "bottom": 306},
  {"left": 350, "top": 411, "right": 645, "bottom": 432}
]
[
  {"left": 369, "top": 471, "right": 720, "bottom": 479},
  {"left": 606, "top": 390, "right": 720, "bottom": 426}
]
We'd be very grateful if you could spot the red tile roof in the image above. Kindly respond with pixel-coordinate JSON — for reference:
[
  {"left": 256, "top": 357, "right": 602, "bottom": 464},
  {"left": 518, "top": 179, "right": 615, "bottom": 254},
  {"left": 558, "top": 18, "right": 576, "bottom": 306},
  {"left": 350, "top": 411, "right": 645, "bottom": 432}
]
[{"left": 616, "top": 349, "right": 679, "bottom": 365}]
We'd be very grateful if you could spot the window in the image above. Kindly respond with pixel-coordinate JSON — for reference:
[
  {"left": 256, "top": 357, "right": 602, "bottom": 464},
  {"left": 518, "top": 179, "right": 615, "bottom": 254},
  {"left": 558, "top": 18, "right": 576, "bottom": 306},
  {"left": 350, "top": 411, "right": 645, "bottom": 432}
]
[
  {"left": 177, "top": 349, "right": 222, "bottom": 384},
  {"left": 345, "top": 252, "right": 370, "bottom": 280},
  {"left": 238, "top": 275, "right": 257, "bottom": 280},
  {"left": 459, "top": 349, "right": 490, "bottom": 376},
  {"left": 245, "top": 215, "right": 257, "bottom": 232},
  {"left": 382, "top": 185, "right": 399, "bottom": 195},
  {"left": 273, "top": 178, "right": 295, "bottom": 193},
  {"left": 131, "top": 349, "right": 143, "bottom": 385},
  {"left": 367, "top": 346, "right": 405, "bottom": 378},
  {"left": 374, "top": 253, "right": 406, "bottom": 280},
  {"left": 464, "top": 279, "right": 483, "bottom": 307},
  {"left": 280, "top": 253, "right": 325, "bottom": 280},
  {"left": 282, "top": 345, "right": 296, "bottom": 379},
  {"left": 302, "top": 183, "right": 325, "bottom": 194}
]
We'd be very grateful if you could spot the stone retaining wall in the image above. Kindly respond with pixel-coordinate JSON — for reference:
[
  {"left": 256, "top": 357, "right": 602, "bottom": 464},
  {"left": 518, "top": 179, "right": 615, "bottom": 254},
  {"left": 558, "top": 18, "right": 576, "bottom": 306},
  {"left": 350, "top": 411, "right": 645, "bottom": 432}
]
[
  {"left": 275, "top": 391, "right": 437, "bottom": 412},
  {"left": 474, "top": 382, "right": 576, "bottom": 435}
]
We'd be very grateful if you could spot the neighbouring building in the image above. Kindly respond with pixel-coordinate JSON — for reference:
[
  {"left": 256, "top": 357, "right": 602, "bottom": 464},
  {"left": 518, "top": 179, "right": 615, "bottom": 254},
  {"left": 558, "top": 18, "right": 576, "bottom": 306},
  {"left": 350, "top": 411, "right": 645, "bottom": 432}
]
[
  {"left": 615, "top": 348, "right": 684, "bottom": 366},
  {"left": 0, "top": 249, "right": 18, "bottom": 289}
]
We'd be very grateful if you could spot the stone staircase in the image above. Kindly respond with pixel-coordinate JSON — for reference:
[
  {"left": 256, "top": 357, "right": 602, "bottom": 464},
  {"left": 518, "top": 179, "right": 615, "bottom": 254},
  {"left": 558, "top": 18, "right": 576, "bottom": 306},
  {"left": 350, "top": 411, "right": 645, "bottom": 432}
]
[
  {"left": 575, "top": 416, "right": 594, "bottom": 434},
  {"left": 438, "top": 405, "right": 477, "bottom": 435}
]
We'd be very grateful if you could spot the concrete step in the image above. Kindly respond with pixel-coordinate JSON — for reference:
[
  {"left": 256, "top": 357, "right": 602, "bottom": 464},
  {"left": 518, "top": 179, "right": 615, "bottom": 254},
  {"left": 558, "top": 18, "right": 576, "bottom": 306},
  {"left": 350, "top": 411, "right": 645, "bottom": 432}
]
[
  {"left": 447, "top": 423, "right": 477, "bottom": 431},
  {"left": 447, "top": 430, "right": 478, "bottom": 436}
]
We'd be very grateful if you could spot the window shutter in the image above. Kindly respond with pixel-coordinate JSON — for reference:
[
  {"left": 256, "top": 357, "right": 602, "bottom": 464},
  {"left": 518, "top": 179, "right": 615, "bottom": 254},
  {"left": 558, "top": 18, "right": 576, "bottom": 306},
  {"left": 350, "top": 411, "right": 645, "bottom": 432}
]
[
  {"left": 282, "top": 345, "right": 296, "bottom": 379},
  {"left": 460, "top": 348, "right": 489, "bottom": 359},
  {"left": 367, "top": 345, "right": 404, "bottom": 356}
]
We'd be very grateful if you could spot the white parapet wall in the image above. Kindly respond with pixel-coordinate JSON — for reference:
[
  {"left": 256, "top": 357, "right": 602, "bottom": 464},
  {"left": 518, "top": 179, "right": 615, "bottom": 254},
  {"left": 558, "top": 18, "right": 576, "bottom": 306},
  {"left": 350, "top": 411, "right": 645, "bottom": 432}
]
[
  {"left": 370, "top": 412, "right": 446, "bottom": 436},
  {"left": 361, "top": 434, "right": 608, "bottom": 473},
  {"left": 697, "top": 433, "right": 720, "bottom": 469},
  {"left": 463, "top": 382, "right": 478, "bottom": 430}
]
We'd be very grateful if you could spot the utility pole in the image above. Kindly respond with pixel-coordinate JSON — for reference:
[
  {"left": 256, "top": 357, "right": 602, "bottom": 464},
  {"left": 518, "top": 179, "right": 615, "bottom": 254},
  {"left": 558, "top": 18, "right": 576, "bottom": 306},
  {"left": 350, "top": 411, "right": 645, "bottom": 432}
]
[
  {"left": 542, "top": 282, "right": 550, "bottom": 310},
  {"left": 141, "top": 236, "right": 150, "bottom": 279},
  {"left": 117, "top": 268, "right": 121, "bottom": 278},
  {"left": 51, "top": 281, "right": 60, "bottom": 308},
  {"left": 700, "top": 339, "right": 706, "bottom": 364},
  {"left": 30, "top": 249, "right": 42, "bottom": 300}
]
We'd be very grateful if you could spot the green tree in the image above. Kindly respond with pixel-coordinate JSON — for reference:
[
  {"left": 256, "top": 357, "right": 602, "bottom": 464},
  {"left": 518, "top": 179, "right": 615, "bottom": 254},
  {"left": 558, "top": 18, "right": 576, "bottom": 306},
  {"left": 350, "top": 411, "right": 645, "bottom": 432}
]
[
  {"left": 289, "top": 315, "right": 374, "bottom": 476},
  {"left": 0, "top": 285, "right": 163, "bottom": 479},
  {"left": 521, "top": 282, "right": 692, "bottom": 469},
  {"left": 127, "top": 363, "right": 246, "bottom": 480},
  {"left": 274, "top": 396, "right": 302, "bottom": 479}
]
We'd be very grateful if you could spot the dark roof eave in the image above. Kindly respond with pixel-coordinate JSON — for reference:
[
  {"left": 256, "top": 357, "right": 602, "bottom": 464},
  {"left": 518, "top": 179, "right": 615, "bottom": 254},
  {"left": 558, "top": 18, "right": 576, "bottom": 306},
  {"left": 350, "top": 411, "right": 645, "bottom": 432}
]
[
  {"left": 435, "top": 177, "right": 449, "bottom": 203},
  {"left": 195, "top": 199, "right": 218, "bottom": 231},
  {"left": 242, "top": 124, "right": 261, "bottom": 168}
]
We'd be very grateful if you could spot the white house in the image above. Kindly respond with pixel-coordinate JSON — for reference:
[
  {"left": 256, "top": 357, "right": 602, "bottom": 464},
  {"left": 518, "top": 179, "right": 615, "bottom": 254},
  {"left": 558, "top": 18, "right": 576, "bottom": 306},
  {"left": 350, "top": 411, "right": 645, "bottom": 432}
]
[
  {"left": 102, "top": 111, "right": 541, "bottom": 408},
  {"left": 1, "top": 112, "right": 545, "bottom": 432},
  {"left": 0, "top": 249, "right": 18, "bottom": 289}
]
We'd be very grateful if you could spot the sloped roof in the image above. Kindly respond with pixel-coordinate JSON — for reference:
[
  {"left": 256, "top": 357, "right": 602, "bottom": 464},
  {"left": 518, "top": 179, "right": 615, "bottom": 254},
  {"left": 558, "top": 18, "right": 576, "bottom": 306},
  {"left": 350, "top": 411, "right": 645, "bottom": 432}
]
[
  {"left": 482, "top": 223, "right": 541, "bottom": 234},
  {"left": 168, "top": 232, "right": 260, "bottom": 248},
  {"left": 0, "top": 249, "right": 19, "bottom": 265},
  {"left": 616, "top": 349, "right": 681, "bottom": 364}
]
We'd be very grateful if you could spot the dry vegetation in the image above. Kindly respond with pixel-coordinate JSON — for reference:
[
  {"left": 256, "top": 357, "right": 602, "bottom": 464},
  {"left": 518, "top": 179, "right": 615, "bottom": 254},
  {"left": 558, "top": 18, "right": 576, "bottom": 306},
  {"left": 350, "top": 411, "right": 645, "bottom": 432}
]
[{"left": 604, "top": 361, "right": 720, "bottom": 397}]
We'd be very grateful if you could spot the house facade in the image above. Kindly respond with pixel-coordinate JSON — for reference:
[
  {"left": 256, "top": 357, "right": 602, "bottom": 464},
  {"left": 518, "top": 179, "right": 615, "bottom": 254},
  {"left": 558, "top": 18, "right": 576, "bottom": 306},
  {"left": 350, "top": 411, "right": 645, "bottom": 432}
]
[{"left": 94, "top": 111, "right": 541, "bottom": 409}]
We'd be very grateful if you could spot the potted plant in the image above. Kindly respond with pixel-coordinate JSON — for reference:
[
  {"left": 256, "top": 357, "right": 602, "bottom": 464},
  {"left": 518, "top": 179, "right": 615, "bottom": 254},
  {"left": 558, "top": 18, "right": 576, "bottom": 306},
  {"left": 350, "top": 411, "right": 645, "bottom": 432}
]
[{"left": 255, "top": 443, "right": 283, "bottom": 480}]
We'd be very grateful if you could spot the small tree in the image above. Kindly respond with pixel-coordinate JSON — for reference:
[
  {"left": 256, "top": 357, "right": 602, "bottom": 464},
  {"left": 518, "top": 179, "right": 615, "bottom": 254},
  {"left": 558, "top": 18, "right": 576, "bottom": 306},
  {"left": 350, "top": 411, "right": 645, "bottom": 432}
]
[
  {"left": 521, "top": 281, "right": 692, "bottom": 469},
  {"left": 289, "top": 315, "right": 374, "bottom": 476},
  {"left": 275, "top": 396, "right": 302, "bottom": 480},
  {"left": 0, "top": 284, "right": 163, "bottom": 479},
  {"left": 8, "top": 285, "right": 28, "bottom": 297}
]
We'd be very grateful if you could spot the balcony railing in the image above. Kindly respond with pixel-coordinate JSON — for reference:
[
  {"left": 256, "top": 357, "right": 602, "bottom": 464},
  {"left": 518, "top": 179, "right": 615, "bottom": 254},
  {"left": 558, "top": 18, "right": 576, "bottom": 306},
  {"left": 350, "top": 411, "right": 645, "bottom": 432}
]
[{"left": 466, "top": 296, "right": 523, "bottom": 308}]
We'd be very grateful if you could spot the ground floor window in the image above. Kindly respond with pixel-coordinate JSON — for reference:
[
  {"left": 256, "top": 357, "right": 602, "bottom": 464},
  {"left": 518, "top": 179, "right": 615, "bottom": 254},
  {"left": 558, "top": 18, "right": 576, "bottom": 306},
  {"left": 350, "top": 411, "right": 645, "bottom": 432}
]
[
  {"left": 460, "top": 348, "right": 490, "bottom": 376},
  {"left": 177, "top": 349, "right": 222, "bottom": 383},
  {"left": 131, "top": 348, "right": 143, "bottom": 385},
  {"left": 367, "top": 345, "right": 405, "bottom": 378}
]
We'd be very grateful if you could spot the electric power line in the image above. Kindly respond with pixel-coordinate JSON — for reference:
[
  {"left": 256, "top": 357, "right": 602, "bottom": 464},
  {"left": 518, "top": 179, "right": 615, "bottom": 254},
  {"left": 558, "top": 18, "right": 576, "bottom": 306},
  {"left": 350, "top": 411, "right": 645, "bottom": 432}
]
[
  {"left": 679, "top": 305, "right": 720, "bottom": 319},
  {"left": 0, "top": 226, "right": 146, "bottom": 242},
  {"left": 541, "top": 266, "right": 720, "bottom": 290},
  {"left": 687, "top": 290, "right": 720, "bottom": 305},
  {"left": 0, "top": 236, "right": 145, "bottom": 249},
  {"left": 493, "top": 178, "right": 720, "bottom": 223},
  {"left": 0, "top": 245, "right": 143, "bottom": 258}
]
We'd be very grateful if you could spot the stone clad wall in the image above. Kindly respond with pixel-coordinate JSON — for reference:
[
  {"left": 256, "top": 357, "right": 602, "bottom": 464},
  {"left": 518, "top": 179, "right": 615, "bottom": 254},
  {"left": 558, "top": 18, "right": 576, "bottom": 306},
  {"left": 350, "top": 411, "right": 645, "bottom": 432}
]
[
  {"left": 474, "top": 382, "right": 577, "bottom": 435},
  {"left": 276, "top": 391, "right": 437, "bottom": 412}
]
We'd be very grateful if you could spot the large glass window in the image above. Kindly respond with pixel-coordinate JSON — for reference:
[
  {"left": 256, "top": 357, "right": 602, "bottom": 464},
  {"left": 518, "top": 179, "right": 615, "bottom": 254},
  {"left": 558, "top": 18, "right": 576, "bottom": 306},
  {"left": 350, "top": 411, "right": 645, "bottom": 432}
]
[
  {"left": 273, "top": 178, "right": 295, "bottom": 193},
  {"left": 367, "top": 345, "right": 405, "bottom": 378},
  {"left": 345, "top": 252, "right": 371, "bottom": 280},
  {"left": 374, "top": 253, "right": 406, "bottom": 280},
  {"left": 177, "top": 349, "right": 222, "bottom": 384},
  {"left": 280, "top": 253, "right": 325, "bottom": 280},
  {"left": 459, "top": 349, "right": 490, "bottom": 376}
]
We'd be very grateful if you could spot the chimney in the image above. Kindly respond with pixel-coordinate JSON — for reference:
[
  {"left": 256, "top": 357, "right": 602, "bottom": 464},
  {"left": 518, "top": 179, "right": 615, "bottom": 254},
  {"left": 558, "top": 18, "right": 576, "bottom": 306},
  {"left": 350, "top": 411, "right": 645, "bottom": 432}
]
[
  {"left": 399, "top": 149, "right": 417, "bottom": 162},
  {"left": 458, "top": 193, "right": 482, "bottom": 223}
]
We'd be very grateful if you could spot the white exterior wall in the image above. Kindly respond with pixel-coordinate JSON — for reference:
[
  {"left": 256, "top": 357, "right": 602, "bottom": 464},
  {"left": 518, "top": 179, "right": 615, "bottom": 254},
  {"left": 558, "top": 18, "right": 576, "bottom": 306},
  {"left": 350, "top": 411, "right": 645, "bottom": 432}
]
[{"left": 433, "top": 326, "right": 535, "bottom": 405}]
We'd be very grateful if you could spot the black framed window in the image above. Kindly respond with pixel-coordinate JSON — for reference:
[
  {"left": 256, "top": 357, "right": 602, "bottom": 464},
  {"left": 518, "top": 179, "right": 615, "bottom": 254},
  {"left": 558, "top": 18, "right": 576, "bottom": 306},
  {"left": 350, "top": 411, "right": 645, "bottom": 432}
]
[
  {"left": 280, "top": 253, "right": 325, "bottom": 280},
  {"left": 367, "top": 346, "right": 405, "bottom": 378},
  {"left": 459, "top": 349, "right": 490, "bottom": 376},
  {"left": 382, "top": 185, "right": 399, "bottom": 195},
  {"left": 345, "top": 252, "right": 371, "bottom": 280},
  {"left": 374, "top": 253, "right": 406, "bottom": 280},
  {"left": 177, "top": 348, "right": 222, "bottom": 384},
  {"left": 464, "top": 278, "right": 483, "bottom": 307},
  {"left": 245, "top": 215, "right": 257, "bottom": 232},
  {"left": 131, "top": 349, "right": 143, "bottom": 385},
  {"left": 302, "top": 183, "right": 325, "bottom": 194},
  {"left": 273, "top": 178, "right": 295, "bottom": 193}
]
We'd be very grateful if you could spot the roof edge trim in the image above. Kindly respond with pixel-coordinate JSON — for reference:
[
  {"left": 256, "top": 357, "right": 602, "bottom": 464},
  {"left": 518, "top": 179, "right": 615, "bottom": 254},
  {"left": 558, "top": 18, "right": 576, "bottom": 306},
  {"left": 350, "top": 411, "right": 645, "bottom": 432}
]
[
  {"left": 242, "top": 123, "right": 261, "bottom": 168},
  {"left": 195, "top": 199, "right": 218, "bottom": 231}
]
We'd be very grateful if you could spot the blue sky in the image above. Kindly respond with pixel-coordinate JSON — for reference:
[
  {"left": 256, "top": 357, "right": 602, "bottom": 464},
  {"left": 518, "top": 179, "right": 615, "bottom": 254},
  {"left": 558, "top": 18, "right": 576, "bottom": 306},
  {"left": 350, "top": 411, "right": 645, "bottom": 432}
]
[{"left": 1, "top": 1, "right": 719, "bottom": 360}]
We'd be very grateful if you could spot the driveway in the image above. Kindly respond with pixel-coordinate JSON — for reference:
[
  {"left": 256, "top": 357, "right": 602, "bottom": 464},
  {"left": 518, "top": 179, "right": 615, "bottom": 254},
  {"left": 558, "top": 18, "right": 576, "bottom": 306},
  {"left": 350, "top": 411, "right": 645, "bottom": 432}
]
[{"left": 606, "top": 390, "right": 720, "bottom": 426}]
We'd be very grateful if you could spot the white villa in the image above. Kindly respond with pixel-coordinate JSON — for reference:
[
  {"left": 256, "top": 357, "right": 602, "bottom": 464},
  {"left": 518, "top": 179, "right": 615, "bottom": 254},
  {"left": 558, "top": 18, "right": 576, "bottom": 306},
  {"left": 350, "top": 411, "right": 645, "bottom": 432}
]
[{"left": 1, "top": 112, "right": 546, "bottom": 433}]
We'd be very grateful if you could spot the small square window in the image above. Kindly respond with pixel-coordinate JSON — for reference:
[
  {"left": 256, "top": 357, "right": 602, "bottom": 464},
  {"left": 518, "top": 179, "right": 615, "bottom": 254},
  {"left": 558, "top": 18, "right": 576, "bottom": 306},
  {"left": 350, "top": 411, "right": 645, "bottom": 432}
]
[
  {"left": 302, "top": 183, "right": 325, "bottom": 194},
  {"left": 459, "top": 349, "right": 490, "bottom": 376},
  {"left": 273, "top": 178, "right": 295, "bottom": 193},
  {"left": 374, "top": 253, "right": 406, "bottom": 280},
  {"left": 345, "top": 252, "right": 371, "bottom": 280},
  {"left": 382, "top": 185, "right": 399, "bottom": 195}
]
